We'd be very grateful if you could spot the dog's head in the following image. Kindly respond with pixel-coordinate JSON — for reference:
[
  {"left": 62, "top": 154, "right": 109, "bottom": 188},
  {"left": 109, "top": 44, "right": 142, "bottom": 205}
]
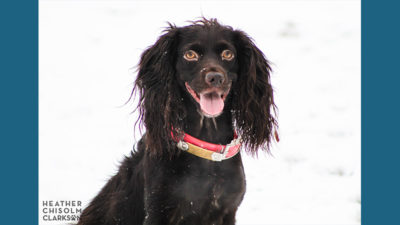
[
  {"left": 134, "top": 18, "right": 277, "bottom": 157},
  {"left": 175, "top": 21, "right": 238, "bottom": 118}
]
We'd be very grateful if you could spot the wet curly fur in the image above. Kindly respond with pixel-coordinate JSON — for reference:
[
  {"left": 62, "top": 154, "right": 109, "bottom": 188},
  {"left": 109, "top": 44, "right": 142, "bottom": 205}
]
[{"left": 78, "top": 18, "right": 277, "bottom": 225}]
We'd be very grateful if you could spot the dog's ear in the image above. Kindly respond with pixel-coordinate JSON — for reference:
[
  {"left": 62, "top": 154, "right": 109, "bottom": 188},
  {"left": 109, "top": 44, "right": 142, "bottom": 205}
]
[
  {"left": 232, "top": 30, "right": 278, "bottom": 155},
  {"left": 134, "top": 26, "right": 185, "bottom": 158}
]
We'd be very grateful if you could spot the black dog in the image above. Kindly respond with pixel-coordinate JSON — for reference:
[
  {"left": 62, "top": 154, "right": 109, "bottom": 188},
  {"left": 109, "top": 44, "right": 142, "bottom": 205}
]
[{"left": 78, "top": 18, "right": 277, "bottom": 225}]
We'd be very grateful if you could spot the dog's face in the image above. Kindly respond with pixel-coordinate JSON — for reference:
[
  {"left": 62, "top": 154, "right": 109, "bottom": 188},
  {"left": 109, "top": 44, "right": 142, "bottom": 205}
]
[{"left": 175, "top": 26, "right": 239, "bottom": 118}]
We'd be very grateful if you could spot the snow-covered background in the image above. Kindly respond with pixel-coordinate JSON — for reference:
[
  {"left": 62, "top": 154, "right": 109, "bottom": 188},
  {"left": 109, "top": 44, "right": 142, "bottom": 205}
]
[{"left": 39, "top": 0, "right": 361, "bottom": 224}]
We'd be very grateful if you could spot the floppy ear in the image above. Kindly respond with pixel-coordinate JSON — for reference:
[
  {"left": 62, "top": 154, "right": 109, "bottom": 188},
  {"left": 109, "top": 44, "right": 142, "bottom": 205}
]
[
  {"left": 232, "top": 30, "right": 278, "bottom": 154},
  {"left": 134, "top": 26, "right": 185, "bottom": 158}
]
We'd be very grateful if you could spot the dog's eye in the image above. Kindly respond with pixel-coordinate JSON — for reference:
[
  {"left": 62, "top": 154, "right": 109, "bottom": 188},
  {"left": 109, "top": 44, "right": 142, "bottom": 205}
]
[
  {"left": 183, "top": 50, "right": 199, "bottom": 61},
  {"left": 221, "top": 50, "right": 234, "bottom": 61}
]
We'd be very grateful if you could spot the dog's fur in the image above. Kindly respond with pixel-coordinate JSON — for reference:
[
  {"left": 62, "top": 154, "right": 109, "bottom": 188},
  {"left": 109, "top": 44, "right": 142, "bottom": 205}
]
[{"left": 78, "top": 18, "right": 277, "bottom": 225}]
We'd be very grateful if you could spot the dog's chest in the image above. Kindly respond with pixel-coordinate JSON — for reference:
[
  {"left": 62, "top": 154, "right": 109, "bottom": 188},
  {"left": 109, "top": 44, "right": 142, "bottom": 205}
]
[{"left": 170, "top": 158, "right": 245, "bottom": 223}]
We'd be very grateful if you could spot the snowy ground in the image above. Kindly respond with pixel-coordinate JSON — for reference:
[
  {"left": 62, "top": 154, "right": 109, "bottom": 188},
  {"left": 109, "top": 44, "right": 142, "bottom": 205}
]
[{"left": 39, "top": 0, "right": 360, "bottom": 224}]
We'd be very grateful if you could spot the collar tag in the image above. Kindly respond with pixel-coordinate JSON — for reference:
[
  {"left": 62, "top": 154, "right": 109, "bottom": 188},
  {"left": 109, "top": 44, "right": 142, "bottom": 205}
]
[{"left": 211, "top": 153, "right": 224, "bottom": 161}]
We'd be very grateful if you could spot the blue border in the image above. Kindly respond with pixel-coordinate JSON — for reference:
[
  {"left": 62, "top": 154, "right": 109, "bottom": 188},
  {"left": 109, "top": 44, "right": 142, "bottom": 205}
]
[
  {"left": 1, "top": 0, "right": 399, "bottom": 224},
  {"left": 362, "top": 0, "right": 400, "bottom": 224},
  {"left": 0, "top": 1, "right": 38, "bottom": 225}
]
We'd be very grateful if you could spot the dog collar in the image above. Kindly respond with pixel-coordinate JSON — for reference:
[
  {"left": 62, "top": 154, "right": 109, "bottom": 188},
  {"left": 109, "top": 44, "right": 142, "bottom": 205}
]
[{"left": 173, "top": 131, "right": 242, "bottom": 162}]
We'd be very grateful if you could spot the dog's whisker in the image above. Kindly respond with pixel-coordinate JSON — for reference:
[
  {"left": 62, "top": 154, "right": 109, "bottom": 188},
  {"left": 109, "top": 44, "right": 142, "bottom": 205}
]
[
  {"left": 212, "top": 117, "right": 218, "bottom": 130},
  {"left": 198, "top": 109, "right": 204, "bottom": 128}
]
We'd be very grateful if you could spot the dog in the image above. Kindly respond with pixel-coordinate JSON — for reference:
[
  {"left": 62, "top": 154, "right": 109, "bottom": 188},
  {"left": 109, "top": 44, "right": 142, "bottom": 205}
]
[{"left": 78, "top": 18, "right": 277, "bottom": 225}]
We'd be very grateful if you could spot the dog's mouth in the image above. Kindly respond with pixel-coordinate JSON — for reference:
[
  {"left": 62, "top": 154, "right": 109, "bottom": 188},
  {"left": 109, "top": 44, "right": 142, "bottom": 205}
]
[{"left": 185, "top": 82, "right": 230, "bottom": 117}]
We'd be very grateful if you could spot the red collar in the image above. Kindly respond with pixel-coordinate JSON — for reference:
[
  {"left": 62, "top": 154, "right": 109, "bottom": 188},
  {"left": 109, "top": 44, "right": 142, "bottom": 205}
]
[{"left": 172, "top": 131, "right": 242, "bottom": 161}]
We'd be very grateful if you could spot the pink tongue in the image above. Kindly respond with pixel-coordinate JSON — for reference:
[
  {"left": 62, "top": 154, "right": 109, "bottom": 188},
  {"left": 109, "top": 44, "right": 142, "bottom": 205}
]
[{"left": 199, "top": 93, "right": 224, "bottom": 116}]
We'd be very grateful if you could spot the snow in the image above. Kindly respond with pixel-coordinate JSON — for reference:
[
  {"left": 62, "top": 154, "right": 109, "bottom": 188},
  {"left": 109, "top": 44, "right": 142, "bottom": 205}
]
[{"left": 39, "top": 0, "right": 360, "bottom": 224}]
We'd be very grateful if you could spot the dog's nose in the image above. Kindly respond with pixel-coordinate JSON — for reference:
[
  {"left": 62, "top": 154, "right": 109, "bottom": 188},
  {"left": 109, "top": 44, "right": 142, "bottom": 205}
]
[{"left": 205, "top": 72, "right": 225, "bottom": 87}]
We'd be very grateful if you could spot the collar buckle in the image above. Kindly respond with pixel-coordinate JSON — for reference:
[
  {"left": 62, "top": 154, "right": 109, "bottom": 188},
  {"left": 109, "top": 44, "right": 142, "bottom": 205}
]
[{"left": 177, "top": 141, "right": 189, "bottom": 151}]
